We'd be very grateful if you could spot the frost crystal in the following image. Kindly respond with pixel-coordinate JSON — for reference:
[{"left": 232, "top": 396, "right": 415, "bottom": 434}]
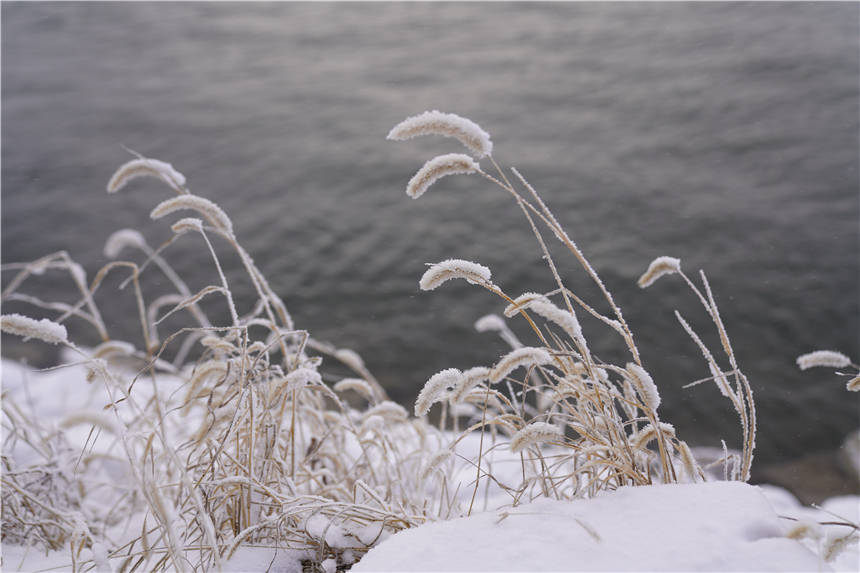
[
  {"left": 419, "top": 259, "right": 492, "bottom": 291},
  {"left": 387, "top": 110, "right": 493, "bottom": 158},
  {"left": 406, "top": 153, "right": 480, "bottom": 199}
]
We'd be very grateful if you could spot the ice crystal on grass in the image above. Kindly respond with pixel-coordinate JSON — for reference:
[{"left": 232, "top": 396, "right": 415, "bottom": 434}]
[
  {"left": 419, "top": 259, "right": 492, "bottom": 291},
  {"left": 529, "top": 300, "right": 583, "bottom": 342},
  {"left": 510, "top": 422, "right": 563, "bottom": 453},
  {"left": 638, "top": 256, "right": 681, "bottom": 288},
  {"left": 796, "top": 350, "right": 852, "bottom": 370},
  {"left": 107, "top": 157, "right": 186, "bottom": 193},
  {"left": 626, "top": 362, "right": 661, "bottom": 411},
  {"left": 0, "top": 313, "right": 68, "bottom": 345},
  {"left": 415, "top": 368, "right": 462, "bottom": 416},
  {"left": 489, "top": 346, "right": 553, "bottom": 384},
  {"left": 405, "top": 153, "right": 480, "bottom": 199},
  {"left": 151, "top": 194, "right": 234, "bottom": 236},
  {"left": 503, "top": 292, "right": 550, "bottom": 318},
  {"left": 387, "top": 110, "right": 493, "bottom": 158},
  {"left": 103, "top": 228, "right": 148, "bottom": 258}
]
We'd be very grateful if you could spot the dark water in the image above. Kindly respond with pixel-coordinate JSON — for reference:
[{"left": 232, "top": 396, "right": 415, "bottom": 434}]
[{"left": 2, "top": 3, "right": 858, "bottom": 465}]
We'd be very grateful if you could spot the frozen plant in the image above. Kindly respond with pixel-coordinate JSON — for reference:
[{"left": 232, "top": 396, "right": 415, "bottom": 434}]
[{"left": 389, "top": 110, "right": 757, "bottom": 509}]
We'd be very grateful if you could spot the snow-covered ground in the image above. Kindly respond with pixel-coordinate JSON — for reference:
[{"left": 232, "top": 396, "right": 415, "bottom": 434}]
[
  {"left": 2, "top": 358, "right": 858, "bottom": 572},
  {"left": 354, "top": 481, "right": 858, "bottom": 572}
]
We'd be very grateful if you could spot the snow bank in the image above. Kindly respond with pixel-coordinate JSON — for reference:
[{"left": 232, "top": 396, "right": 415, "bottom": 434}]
[{"left": 353, "top": 482, "right": 840, "bottom": 572}]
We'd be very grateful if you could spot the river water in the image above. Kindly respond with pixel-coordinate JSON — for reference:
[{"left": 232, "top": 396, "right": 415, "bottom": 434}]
[{"left": 2, "top": 3, "right": 858, "bottom": 465}]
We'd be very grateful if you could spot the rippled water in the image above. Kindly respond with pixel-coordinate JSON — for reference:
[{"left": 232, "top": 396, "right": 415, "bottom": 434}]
[{"left": 2, "top": 3, "right": 858, "bottom": 464}]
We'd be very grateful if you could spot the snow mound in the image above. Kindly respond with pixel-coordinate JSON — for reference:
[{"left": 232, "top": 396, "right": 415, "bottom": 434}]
[{"left": 353, "top": 482, "right": 829, "bottom": 572}]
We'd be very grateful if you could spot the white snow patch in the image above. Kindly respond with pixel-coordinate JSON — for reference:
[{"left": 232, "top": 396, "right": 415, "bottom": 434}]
[{"left": 353, "top": 482, "right": 833, "bottom": 572}]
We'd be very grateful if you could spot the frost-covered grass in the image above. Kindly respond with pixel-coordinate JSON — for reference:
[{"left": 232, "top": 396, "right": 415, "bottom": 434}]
[{"left": 2, "top": 114, "right": 858, "bottom": 572}]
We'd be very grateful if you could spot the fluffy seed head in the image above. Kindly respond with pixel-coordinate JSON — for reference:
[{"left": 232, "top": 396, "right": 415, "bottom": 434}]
[
  {"left": 91, "top": 340, "right": 136, "bottom": 360},
  {"left": 284, "top": 367, "right": 322, "bottom": 391},
  {"left": 1, "top": 314, "right": 68, "bottom": 345},
  {"left": 387, "top": 110, "right": 493, "bottom": 158},
  {"left": 60, "top": 411, "right": 122, "bottom": 435},
  {"left": 796, "top": 350, "right": 852, "bottom": 371},
  {"left": 333, "top": 378, "right": 374, "bottom": 401},
  {"left": 171, "top": 217, "right": 205, "bottom": 236},
  {"left": 107, "top": 157, "right": 186, "bottom": 193},
  {"left": 503, "top": 292, "right": 550, "bottom": 318},
  {"left": 474, "top": 314, "right": 506, "bottom": 333},
  {"left": 451, "top": 366, "right": 491, "bottom": 404},
  {"left": 632, "top": 422, "right": 676, "bottom": 450},
  {"left": 530, "top": 300, "right": 583, "bottom": 342},
  {"left": 490, "top": 346, "right": 553, "bottom": 384},
  {"left": 334, "top": 348, "right": 366, "bottom": 371},
  {"left": 421, "top": 449, "right": 454, "bottom": 480},
  {"left": 626, "top": 362, "right": 661, "bottom": 411},
  {"left": 406, "top": 153, "right": 480, "bottom": 199},
  {"left": 510, "top": 422, "right": 563, "bottom": 453},
  {"left": 151, "top": 195, "right": 234, "bottom": 235},
  {"left": 364, "top": 401, "right": 409, "bottom": 422},
  {"left": 104, "top": 229, "right": 147, "bottom": 259},
  {"left": 638, "top": 256, "right": 682, "bottom": 288},
  {"left": 415, "top": 368, "right": 461, "bottom": 416},
  {"left": 419, "top": 259, "right": 492, "bottom": 291}
]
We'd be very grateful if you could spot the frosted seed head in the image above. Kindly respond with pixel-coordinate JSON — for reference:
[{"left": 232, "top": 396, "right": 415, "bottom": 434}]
[
  {"left": 503, "top": 292, "right": 550, "bottom": 318},
  {"left": 626, "top": 362, "right": 661, "bottom": 411},
  {"left": 104, "top": 229, "right": 147, "bottom": 259},
  {"left": 60, "top": 411, "right": 122, "bottom": 435},
  {"left": 796, "top": 350, "right": 852, "bottom": 371},
  {"left": 150, "top": 195, "right": 234, "bottom": 236},
  {"left": 1, "top": 314, "right": 68, "bottom": 345},
  {"left": 333, "top": 378, "right": 375, "bottom": 401},
  {"left": 91, "top": 340, "right": 136, "bottom": 360},
  {"left": 406, "top": 153, "right": 480, "bottom": 199},
  {"left": 285, "top": 367, "right": 322, "bottom": 391},
  {"left": 632, "top": 422, "right": 676, "bottom": 450},
  {"left": 510, "top": 422, "right": 563, "bottom": 453},
  {"left": 334, "top": 348, "right": 366, "bottom": 371},
  {"left": 638, "top": 256, "right": 682, "bottom": 288},
  {"left": 107, "top": 157, "right": 187, "bottom": 193},
  {"left": 415, "top": 367, "right": 462, "bottom": 416},
  {"left": 529, "top": 300, "right": 583, "bottom": 342},
  {"left": 451, "top": 366, "right": 491, "bottom": 404},
  {"left": 171, "top": 217, "right": 205, "bottom": 236},
  {"left": 387, "top": 110, "right": 493, "bottom": 158},
  {"left": 489, "top": 346, "right": 553, "bottom": 384},
  {"left": 419, "top": 258, "right": 492, "bottom": 291},
  {"left": 364, "top": 401, "right": 409, "bottom": 422},
  {"left": 420, "top": 449, "right": 454, "bottom": 480},
  {"left": 474, "top": 314, "right": 506, "bottom": 333}
]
